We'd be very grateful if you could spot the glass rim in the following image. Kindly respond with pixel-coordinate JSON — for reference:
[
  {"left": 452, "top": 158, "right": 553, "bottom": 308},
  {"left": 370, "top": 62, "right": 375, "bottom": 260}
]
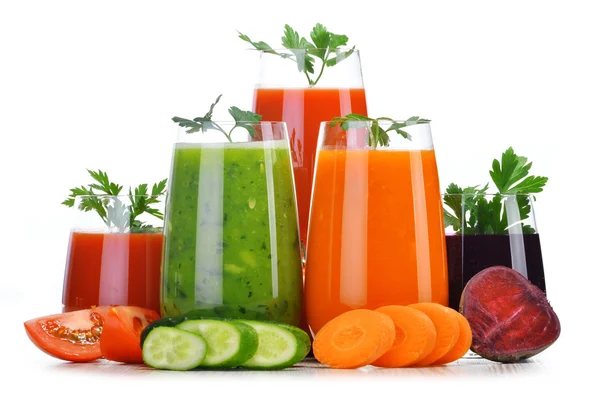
[
  {"left": 323, "top": 119, "right": 431, "bottom": 126},
  {"left": 73, "top": 194, "right": 166, "bottom": 199},
  {"left": 442, "top": 193, "right": 537, "bottom": 197},
  {"left": 250, "top": 46, "right": 358, "bottom": 53},
  {"left": 178, "top": 120, "right": 288, "bottom": 125}
]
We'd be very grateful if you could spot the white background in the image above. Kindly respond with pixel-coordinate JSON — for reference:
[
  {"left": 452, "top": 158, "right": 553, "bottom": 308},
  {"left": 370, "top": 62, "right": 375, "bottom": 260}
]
[{"left": 1, "top": 0, "right": 598, "bottom": 396}]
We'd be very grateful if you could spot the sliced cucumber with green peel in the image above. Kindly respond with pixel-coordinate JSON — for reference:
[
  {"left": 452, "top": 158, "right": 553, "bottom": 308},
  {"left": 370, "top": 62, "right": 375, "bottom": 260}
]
[
  {"left": 276, "top": 323, "right": 311, "bottom": 364},
  {"left": 142, "top": 326, "right": 207, "bottom": 371},
  {"left": 176, "top": 319, "right": 258, "bottom": 368},
  {"left": 139, "top": 315, "right": 186, "bottom": 349},
  {"left": 239, "top": 320, "right": 310, "bottom": 370}
]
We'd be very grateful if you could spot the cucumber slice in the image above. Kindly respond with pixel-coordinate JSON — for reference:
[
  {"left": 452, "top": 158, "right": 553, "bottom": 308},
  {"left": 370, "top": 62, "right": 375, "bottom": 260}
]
[
  {"left": 142, "top": 326, "right": 207, "bottom": 371},
  {"left": 140, "top": 315, "right": 186, "bottom": 349},
  {"left": 276, "top": 323, "right": 311, "bottom": 364},
  {"left": 239, "top": 320, "right": 309, "bottom": 370},
  {"left": 176, "top": 319, "right": 258, "bottom": 368}
]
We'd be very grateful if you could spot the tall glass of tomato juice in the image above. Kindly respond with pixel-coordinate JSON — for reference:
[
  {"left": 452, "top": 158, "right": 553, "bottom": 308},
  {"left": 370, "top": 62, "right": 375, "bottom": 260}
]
[
  {"left": 62, "top": 195, "right": 164, "bottom": 314},
  {"left": 251, "top": 48, "right": 367, "bottom": 246},
  {"left": 305, "top": 121, "right": 449, "bottom": 335}
]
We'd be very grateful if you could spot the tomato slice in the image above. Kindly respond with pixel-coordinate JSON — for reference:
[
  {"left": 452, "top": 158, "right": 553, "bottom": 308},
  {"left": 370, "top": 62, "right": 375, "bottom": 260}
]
[
  {"left": 100, "top": 306, "right": 160, "bottom": 363},
  {"left": 24, "top": 306, "right": 113, "bottom": 362}
]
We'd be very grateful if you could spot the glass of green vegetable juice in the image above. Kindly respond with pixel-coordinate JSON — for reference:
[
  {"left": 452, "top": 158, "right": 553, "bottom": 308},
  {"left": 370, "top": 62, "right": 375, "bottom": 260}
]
[{"left": 161, "top": 121, "right": 303, "bottom": 326}]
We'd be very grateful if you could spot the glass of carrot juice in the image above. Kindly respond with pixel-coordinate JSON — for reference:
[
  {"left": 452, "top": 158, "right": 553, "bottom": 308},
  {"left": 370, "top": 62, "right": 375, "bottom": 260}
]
[
  {"left": 62, "top": 195, "right": 164, "bottom": 314},
  {"left": 304, "top": 120, "right": 448, "bottom": 335}
]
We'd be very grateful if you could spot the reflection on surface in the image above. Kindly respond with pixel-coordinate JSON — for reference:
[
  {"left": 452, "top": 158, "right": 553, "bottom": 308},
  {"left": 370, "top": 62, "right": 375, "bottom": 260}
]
[{"left": 50, "top": 357, "right": 544, "bottom": 378}]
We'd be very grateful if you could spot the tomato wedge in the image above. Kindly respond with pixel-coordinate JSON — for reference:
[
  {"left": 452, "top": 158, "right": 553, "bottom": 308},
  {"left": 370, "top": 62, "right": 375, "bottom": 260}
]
[
  {"left": 24, "top": 306, "right": 113, "bottom": 362},
  {"left": 100, "top": 306, "right": 160, "bottom": 363}
]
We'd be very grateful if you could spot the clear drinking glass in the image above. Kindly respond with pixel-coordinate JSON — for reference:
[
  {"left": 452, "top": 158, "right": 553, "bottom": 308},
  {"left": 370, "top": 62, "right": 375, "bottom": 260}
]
[
  {"left": 161, "top": 122, "right": 303, "bottom": 326},
  {"left": 305, "top": 120, "right": 448, "bottom": 335},
  {"left": 443, "top": 193, "right": 546, "bottom": 311},
  {"left": 62, "top": 195, "right": 165, "bottom": 313},
  {"left": 251, "top": 48, "right": 367, "bottom": 246}
]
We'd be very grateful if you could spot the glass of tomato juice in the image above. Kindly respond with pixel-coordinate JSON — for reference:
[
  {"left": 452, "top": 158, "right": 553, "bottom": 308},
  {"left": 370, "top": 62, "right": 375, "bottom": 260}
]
[
  {"left": 62, "top": 195, "right": 164, "bottom": 314},
  {"left": 251, "top": 48, "right": 368, "bottom": 247},
  {"left": 305, "top": 120, "right": 449, "bottom": 335}
]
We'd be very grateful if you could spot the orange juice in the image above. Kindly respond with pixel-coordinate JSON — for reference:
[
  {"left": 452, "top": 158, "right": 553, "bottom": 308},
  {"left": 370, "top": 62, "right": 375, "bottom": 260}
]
[{"left": 305, "top": 148, "right": 448, "bottom": 334}]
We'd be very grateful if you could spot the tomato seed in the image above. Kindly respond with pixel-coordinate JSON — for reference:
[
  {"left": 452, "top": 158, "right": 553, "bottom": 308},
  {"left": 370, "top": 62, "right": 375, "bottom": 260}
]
[{"left": 41, "top": 313, "right": 104, "bottom": 344}]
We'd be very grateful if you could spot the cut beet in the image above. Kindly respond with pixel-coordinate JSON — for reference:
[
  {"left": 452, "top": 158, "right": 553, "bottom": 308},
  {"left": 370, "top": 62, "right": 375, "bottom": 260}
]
[{"left": 459, "top": 265, "right": 560, "bottom": 363}]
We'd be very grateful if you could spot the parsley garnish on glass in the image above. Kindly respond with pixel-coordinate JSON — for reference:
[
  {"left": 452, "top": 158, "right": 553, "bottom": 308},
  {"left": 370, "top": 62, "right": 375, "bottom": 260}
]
[
  {"left": 239, "top": 23, "right": 355, "bottom": 86},
  {"left": 172, "top": 94, "right": 262, "bottom": 142},
  {"left": 330, "top": 114, "right": 431, "bottom": 149},
  {"left": 443, "top": 147, "right": 548, "bottom": 234},
  {"left": 62, "top": 169, "right": 167, "bottom": 233}
]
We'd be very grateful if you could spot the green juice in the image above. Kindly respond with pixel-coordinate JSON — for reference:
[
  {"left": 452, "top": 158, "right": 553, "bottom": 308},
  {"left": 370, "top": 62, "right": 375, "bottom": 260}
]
[{"left": 162, "top": 140, "right": 303, "bottom": 325}]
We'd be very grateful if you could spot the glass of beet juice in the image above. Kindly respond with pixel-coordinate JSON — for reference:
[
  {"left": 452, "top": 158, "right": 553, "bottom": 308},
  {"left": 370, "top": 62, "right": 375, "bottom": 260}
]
[
  {"left": 444, "top": 193, "right": 546, "bottom": 311},
  {"left": 62, "top": 195, "right": 164, "bottom": 313},
  {"left": 251, "top": 48, "right": 367, "bottom": 247},
  {"left": 161, "top": 122, "right": 303, "bottom": 325}
]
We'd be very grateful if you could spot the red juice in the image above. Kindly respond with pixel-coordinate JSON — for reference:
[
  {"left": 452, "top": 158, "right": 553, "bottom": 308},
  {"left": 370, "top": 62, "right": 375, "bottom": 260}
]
[
  {"left": 62, "top": 232, "right": 163, "bottom": 313},
  {"left": 252, "top": 87, "right": 368, "bottom": 244},
  {"left": 445, "top": 233, "right": 546, "bottom": 311}
]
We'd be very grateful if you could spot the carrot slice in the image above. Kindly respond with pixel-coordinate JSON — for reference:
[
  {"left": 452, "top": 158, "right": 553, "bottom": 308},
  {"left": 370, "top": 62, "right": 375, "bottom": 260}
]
[
  {"left": 408, "top": 303, "right": 460, "bottom": 366},
  {"left": 372, "top": 305, "right": 437, "bottom": 368},
  {"left": 432, "top": 310, "right": 472, "bottom": 365},
  {"left": 313, "top": 309, "right": 395, "bottom": 369}
]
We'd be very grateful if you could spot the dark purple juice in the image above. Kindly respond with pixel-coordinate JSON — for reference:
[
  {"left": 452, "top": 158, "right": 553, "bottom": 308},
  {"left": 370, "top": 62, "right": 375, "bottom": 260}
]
[{"left": 446, "top": 233, "right": 546, "bottom": 311}]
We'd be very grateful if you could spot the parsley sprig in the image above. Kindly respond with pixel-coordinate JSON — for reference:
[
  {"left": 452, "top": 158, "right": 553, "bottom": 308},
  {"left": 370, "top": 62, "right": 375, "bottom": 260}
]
[
  {"left": 239, "top": 23, "right": 355, "bottom": 86},
  {"left": 444, "top": 147, "right": 548, "bottom": 234},
  {"left": 62, "top": 169, "right": 167, "bottom": 232},
  {"left": 172, "top": 95, "right": 262, "bottom": 142},
  {"left": 330, "top": 114, "right": 431, "bottom": 149}
]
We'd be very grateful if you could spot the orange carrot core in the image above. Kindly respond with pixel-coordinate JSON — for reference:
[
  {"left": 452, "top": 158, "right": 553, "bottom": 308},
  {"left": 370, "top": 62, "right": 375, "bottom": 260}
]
[{"left": 333, "top": 326, "right": 366, "bottom": 350}]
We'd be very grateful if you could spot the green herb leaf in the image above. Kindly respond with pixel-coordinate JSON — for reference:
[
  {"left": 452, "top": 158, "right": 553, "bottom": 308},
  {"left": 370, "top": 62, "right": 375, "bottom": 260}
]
[
  {"left": 151, "top": 179, "right": 168, "bottom": 198},
  {"left": 171, "top": 117, "right": 202, "bottom": 134},
  {"left": 330, "top": 33, "right": 349, "bottom": 49},
  {"left": 332, "top": 114, "right": 430, "bottom": 149},
  {"left": 444, "top": 208, "right": 461, "bottom": 231},
  {"left": 330, "top": 113, "right": 371, "bottom": 130},
  {"left": 474, "top": 195, "right": 506, "bottom": 234},
  {"left": 239, "top": 23, "right": 354, "bottom": 86},
  {"left": 238, "top": 31, "right": 281, "bottom": 56},
  {"left": 228, "top": 106, "right": 262, "bottom": 138},
  {"left": 129, "top": 179, "right": 167, "bottom": 230},
  {"left": 173, "top": 95, "right": 261, "bottom": 142},
  {"left": 516, "top": 194, "right": 532, "bottom": 221},
  {"left": 281, "top": 24, "right": 303, "bottom": 49},
  {"left": 202, "top": 94, "right": 222, "bottom": 120},
  {"left": 309, "top": 23, "right": 330, "bottom": 60},
  {"left": 444, "top": 147, "right": 547, "bottom": 234},
  {"left": 490, "top": 147, "right": 532, "bottom": 193},
  {"left": 505, "top": 175, "right": 548, "bottom": 194},
  {"left": 87, "top": 169, "right": 122, "bottom": 195},
  {"left": 63, "top": 171, "right": 167, "bottom": 232},
  {"left": 325, "top": 46, "right": 355, "bottom": 67},
  {"left": 443, "top": 184, "right": 464, "bottom": 232}
]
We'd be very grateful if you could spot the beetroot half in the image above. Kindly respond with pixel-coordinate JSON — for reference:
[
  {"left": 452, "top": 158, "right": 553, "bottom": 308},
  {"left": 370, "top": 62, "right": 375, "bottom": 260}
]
[{"left": 459, "top": 265, "right": 561, "bottom": 363}]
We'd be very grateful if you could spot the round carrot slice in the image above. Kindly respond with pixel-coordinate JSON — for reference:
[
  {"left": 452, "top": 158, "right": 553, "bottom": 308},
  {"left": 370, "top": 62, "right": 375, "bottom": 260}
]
[
  {"left": 432, "top": 309, "right": 472, "bottom": 365},
  {"left": 313, "top": 309, "right": 395, "bottom": 369},
  {"left": 408, "top": 303, "right": 460, "bottom": 366},
  {"left": 372, "top": 305, "right": 437, "bottom": 368}
]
